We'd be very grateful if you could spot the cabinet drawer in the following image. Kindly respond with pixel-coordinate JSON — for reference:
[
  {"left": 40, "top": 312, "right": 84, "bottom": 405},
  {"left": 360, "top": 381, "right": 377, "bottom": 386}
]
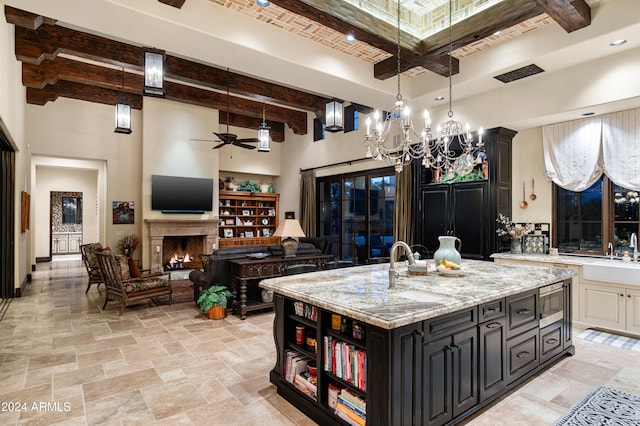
[
  {"left": 479, "top": 299, "right": 505, "bottom": 321},
  {"left": 540, "top": 320, "right": 563, "bottom": 364},
  {"left": 506, "top": 290, "right": 538, "bottom": 338},
  {"left": 506, "top": 328, "right": 539, "bottom": 384},
  {"left": 424, "top": 307, "right": 478, "bottom": 339}
]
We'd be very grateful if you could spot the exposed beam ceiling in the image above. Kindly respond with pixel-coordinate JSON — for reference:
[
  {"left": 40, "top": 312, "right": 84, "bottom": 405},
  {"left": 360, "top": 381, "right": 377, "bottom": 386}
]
[{"left": 5, "top": 0, "right": 592, "bottom": 138}]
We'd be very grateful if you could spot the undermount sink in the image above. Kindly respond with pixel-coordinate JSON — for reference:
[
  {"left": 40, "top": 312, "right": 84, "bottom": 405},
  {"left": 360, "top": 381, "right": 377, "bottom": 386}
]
[
  {"left": 395, "top": 290, "right": 454, "bottom": 304},
  {"left": 582, "top": 261, "right": 640, "bottom": 285}
]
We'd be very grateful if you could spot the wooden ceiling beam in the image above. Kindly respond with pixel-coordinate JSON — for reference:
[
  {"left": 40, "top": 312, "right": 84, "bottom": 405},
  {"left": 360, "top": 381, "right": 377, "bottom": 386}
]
[
  {"left": 157, "top": 0, "right": 186, "bottom": 9},
  {"left": 220, "top": 113, "right": 285, "bottom": 143},
  {"left": 26, "top": 80, "right": 142, "bottom": 109},
  {"left": 534, "top": 0, "right": 590, "bottom": 33},
  {"left": 4, "top": 5, "right": 44, "bottom": 30},
  {"left": 11, "top": 11, "right": 329, "bottom": 115}
]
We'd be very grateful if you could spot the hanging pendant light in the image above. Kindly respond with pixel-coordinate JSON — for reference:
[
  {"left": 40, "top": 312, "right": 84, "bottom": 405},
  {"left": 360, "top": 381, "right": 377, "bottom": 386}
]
[
  {"left": 325, "top": 99, "right": 344, "bottom": 132},
  {"left": 114, "top": 67, "right": 132, "bottom": 134},
  {"left": 258, "top": 103, "right": 271, "bottom": 152},
  {"left": 421, "top": 0, "right": 484, "bottom": 182},
  {"left": 142, "top": 48, "right": 165, "bottom": 97},
  {"left": 362, "top": 0, "right": 429, "bottom": 173}
]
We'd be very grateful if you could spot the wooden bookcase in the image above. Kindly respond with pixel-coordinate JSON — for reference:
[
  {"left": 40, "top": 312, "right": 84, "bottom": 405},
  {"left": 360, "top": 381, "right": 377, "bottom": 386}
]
[{"left": 218, "top": 190, "right": 280, "bottom": 248}]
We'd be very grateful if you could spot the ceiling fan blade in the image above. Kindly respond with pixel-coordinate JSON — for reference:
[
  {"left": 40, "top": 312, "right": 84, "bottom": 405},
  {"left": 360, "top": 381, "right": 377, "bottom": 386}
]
[
  {"left": 234, "top": 142, "right": 257, "bottom": 150},
  {"left": 212, "top": 142, "right": 227, "bottom": 150},
  {"left": 236, "top": 138, "right": 260, "bottom": 143},
  {"left": 189, "top": 138, "right": 215, "bottom": 142},
  {"left": 214, "top": 132, "right": 236, "bottom": 142}
]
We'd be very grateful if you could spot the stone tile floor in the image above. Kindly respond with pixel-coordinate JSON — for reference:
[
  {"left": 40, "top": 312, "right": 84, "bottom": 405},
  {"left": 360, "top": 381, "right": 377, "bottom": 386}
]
[{"left": 0, "top": 255, "right": 638, "bottom": 425}]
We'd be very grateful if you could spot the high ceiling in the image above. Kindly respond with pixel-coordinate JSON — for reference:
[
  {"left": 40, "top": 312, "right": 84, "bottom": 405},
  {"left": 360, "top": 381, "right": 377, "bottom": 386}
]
[{"left": 5, "top": 0, "right": 638, "bottom": 140}]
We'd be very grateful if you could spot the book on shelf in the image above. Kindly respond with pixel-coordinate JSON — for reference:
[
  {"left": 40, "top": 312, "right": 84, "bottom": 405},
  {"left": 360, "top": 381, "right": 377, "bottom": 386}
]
[
  {"left": 294, "top": 371, "right": 317, "bottom": 400},
  {"left": 322, "top": 336, "right": 367, "bottom": 392},
  {"left": 338, "top": 392, "right": 366, "bottom": 418},
  {"left": 284, "top": 350, "right": 309, "bottom": 384},
  {"left": 335, "top": 401, "right": 366, "bottom": 426}
]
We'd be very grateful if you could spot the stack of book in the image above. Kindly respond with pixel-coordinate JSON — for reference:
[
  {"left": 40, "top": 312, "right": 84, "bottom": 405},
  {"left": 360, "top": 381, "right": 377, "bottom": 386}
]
[
  {"left": 284, "top": 350, "right": 316, "bottom": 400},
  {"left": 334, "top": 388, "right": 366, "bottom": 426},
  {"left": 322, "top": 336, "right": 367, "bottom": 391}
]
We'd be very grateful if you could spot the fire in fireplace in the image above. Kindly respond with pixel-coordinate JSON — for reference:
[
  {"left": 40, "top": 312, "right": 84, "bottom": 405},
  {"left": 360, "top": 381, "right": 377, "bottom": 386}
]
[{"left": 162, "top": 236, "right": 203, "bottom": 271}]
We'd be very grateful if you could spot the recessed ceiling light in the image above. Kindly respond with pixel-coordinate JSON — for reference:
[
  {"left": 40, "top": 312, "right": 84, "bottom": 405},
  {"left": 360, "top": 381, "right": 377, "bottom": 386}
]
[
  {"left": 345, "top": 33, "right": 356, "bottom": 43},
  {"left": 256, "top": 0, "right": 270, "bottom": 6},
  {"left": 435, "top": 96, "right": 445, "bottom": 101},
  {"left": 610, "top": 39, "right": 627, "bottom": 47},
  {"left": 582, "top": 112, "right": 595, "bottom": 116}
]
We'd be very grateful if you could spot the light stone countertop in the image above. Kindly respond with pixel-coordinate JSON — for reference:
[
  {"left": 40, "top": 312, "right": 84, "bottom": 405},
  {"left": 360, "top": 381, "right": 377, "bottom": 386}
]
[
  {"left": 491, "top": 252, "right": 637, "bottom": 266},
  {"left": 259, "top": 259, "right": 576, "bottom": 330}
]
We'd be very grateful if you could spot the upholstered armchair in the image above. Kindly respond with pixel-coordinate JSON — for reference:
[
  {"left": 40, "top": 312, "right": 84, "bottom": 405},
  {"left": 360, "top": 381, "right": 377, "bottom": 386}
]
[
  {"left": 80, "top": 242, "right": 104, "bottom": 293},
  {"left": 94, "top": 250, "right": 172, "bottom": 315}
]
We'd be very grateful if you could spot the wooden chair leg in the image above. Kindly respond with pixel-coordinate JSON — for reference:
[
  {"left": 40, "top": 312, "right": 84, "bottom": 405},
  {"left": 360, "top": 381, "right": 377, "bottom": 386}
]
[
  {"left": 85, "top": 282, "right": 91, "bottom": 294},
  {"left": 119, "top": 302, "right": 126, "bottom": 316},
  {"left": 102, "top": 296, "right": 109, "bottom": 310}
]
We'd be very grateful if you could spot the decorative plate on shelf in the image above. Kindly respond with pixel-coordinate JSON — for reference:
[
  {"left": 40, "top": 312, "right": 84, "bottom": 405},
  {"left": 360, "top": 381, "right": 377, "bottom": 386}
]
[
  {"left": 453, "top": 155, "right": 475, "bottom": 176},
  {"left": 523, "top": 234, "right": 546, "bottom": 254},
  {"left": 261, "top": 218, "right": 269, "bottom": 225}
]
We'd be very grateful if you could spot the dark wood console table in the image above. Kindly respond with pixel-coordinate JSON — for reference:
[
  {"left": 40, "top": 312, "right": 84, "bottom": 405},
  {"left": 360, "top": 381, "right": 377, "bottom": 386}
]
[{"left": 229, "top": 254, "right": 332, "bottom": 319}]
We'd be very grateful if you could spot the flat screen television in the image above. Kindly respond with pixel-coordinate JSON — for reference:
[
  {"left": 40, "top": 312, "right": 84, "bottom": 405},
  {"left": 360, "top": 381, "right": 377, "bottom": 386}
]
[{"left": 151, "top": 175, "right": 214, "bottom": 213}]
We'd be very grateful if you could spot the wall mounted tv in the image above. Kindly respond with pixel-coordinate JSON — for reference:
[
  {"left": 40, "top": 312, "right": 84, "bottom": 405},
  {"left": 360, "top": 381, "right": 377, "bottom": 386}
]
[{"left": 151, "top": 175, "right": 214, "bottom": 213}]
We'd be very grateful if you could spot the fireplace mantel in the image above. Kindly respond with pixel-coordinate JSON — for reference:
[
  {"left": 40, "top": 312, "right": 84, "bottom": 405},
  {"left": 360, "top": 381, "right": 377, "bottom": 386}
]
[{"left": 146, "top": 219, "right": 218, "bottom": 272}]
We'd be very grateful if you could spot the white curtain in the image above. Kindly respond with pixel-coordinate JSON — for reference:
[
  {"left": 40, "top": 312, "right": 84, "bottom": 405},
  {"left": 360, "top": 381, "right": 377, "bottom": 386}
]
[
  {"left": 602, "top": 109, "right": 640, "bottom": 190},
  {"left": 542, "top": 116, "right": 603, "bottom": 191}
]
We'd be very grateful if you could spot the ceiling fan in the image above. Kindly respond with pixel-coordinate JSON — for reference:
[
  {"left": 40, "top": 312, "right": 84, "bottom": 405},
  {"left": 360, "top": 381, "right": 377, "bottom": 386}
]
[{"left": 192, "top": 69, "right": 258, "bottom": 150}]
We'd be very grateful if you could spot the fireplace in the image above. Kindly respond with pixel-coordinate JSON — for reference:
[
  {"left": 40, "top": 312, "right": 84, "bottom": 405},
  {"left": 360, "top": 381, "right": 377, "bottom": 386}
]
[{"left": 146, "top": 219, "right": 218, "bottom": 272}]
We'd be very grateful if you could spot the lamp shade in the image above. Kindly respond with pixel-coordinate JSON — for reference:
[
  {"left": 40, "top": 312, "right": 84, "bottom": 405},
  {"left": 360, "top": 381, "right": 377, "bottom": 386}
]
[
  {"left": 325, "top": 100, "right": 344, "bottom": 132},
  {"left": 258, "top": 123, "right": 270, "bottom": 152},
  {"left": 273, "top": 219, "right": 305, "bottom": 239},
  {"left": 143, "top": 49, "right": 165, "bottom": 97},
  {"left": 114, "top": 101, "right": 132, "bottom": 134}
]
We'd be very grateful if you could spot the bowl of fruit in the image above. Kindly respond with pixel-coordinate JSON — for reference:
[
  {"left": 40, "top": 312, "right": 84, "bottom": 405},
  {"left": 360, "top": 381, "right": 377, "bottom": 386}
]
[{"left": 436, "top": 259, "right": 463, "bottom": 276}]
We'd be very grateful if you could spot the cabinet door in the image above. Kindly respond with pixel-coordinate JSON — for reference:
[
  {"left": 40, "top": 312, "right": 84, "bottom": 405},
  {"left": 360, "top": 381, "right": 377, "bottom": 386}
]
[
  {"left": 451, "top": 326, "right": 478, "bottom": 418},
  {"left": 57, "top": 236, "right": 69, "bottom": 253},
  {"left": 390, "top": 324, "right": 423, "bottom": 426},
  {"left": 451, "top": 182, "right": 487, "bottom": 260},
  {"left": 479, "top": 318, "right": 506, "bottom": 402},
  {"left": 423, "top": 334, "right": 453, "bottom": 426},
  {"left": 626, "top": 288, "right": 640, "bottom": 335},
  {"left": 419, "top": 186, "right": 450, "bottom": 254},
  {"left": 562, "top": 281, "right": 572, "bottom": 349},
  {"left": 580, "top": 283, "right": 625, "bottom": 331}
]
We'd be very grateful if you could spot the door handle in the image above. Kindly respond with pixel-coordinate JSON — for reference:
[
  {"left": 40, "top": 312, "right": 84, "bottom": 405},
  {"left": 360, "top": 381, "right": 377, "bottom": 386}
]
[
  {"left": 516, "top": 351, "right": 530, "bottom": 359},
  {"left": 485, "top": 322, "right": 501, "bottom": 329}
]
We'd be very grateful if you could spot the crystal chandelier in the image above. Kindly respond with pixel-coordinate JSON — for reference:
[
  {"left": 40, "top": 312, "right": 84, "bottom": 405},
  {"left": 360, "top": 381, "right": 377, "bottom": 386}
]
[{"left": 364, "top": 0, "right": 484, "bottom": 177}]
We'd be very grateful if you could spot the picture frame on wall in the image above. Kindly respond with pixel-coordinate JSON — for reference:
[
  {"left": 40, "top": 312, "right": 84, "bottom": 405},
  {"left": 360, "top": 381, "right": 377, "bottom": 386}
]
[{"left": 112, "top": 201, "right": 134, "bottom": 224}]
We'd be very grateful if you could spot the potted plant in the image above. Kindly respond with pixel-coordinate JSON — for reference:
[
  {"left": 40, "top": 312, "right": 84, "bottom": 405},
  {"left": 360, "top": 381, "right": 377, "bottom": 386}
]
[{"left": 196, "top": 285, "right": 233, "bottom": 319}]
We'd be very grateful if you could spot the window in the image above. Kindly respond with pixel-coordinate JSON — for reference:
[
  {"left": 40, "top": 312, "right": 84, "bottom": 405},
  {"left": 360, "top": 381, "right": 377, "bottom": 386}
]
[
  {"left": 317, "top": 168, "right": 395, "bottom": 263},
  {"left": 555, "top": 176, "right": 639, "bottom": 255}
]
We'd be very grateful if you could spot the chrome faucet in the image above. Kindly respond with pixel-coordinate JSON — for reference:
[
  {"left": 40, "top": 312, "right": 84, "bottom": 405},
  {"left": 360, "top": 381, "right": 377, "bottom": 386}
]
[
  {"left": 388, "top": 241, "right": 416, "bottom": 289},
  {"left": 631, "top": 233, "right": 638, "bottom": 263},
  {"left": 608, "top": 242, "right": 614, "bottom": 260}
]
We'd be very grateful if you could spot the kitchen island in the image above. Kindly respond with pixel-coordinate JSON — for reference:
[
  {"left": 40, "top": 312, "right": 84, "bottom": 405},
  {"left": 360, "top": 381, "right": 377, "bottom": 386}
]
[{"left": 260, "top": 259, "right": 576, "bottom": 426}]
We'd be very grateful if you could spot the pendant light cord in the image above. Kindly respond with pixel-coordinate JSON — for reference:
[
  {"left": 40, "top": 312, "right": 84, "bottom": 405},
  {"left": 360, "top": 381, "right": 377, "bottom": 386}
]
[
  {"left": 396, "top": 0, "right": 402, "bottom": 102},
  {"left": 448, "top": 0, "right": 454, "bottom": 118},
  {"left": 226, "top": 68, "right": 231, "bottom": 133}
]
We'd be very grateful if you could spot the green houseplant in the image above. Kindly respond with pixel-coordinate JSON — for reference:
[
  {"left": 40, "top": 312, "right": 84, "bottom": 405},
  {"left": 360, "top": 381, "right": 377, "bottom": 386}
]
[{"left": 197, "top": 285, "right": 233, "bottom": 319}]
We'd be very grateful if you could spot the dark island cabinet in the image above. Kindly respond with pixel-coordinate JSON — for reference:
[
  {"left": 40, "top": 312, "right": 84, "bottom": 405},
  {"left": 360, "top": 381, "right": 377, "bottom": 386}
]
[
  {"left": 270, "top": 281, "right": 574, "bottom": 426},
  {"left": 413, "top": 127, "right": 516, "bottom": 260}
]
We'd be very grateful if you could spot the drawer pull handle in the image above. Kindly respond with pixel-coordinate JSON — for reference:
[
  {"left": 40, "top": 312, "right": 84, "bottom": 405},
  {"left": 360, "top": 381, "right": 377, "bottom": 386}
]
[
  {"left": 516, "top": 309, "right": 531, "bottom": 315},
  {"left": 516, "top": 351, "right": 530, "bottom": 359},
  {"left": 485, "top": 307, "right": 497, "bottom": 313},
  {"left": 486, "top": 322, "right": 501, "bottom": 329},
  {"left": 545, "top": 338, "right": 558, "bottom": 344}
]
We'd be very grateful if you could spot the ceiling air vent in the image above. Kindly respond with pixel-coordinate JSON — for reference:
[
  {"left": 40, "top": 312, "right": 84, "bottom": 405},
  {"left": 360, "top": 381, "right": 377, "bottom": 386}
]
[{"left": 494, "top": 64, "right": 545, "bottom": 83}]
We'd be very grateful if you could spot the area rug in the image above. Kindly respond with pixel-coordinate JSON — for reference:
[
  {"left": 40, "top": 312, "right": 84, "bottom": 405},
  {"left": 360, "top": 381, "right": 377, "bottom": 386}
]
[
  {"left": 554, "top": 385, "right": 640, "bottom": 425},
  {"left": 576, "top": 329, "right": 640, "bottom": 352}
]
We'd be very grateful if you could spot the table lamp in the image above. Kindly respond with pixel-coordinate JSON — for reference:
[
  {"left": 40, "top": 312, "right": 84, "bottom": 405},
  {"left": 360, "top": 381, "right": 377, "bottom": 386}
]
[{"left": 273, "top": 219, "right": 306, "bottom": 258}]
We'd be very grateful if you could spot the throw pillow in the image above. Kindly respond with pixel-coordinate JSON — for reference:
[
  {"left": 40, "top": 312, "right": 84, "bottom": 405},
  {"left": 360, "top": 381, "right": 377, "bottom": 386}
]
[{"left": 128, "top": 256, "right": 141, "bottom": 278}]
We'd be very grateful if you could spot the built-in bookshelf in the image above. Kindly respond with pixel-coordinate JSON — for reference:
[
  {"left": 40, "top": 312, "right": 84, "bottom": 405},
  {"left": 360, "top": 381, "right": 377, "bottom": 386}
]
[
  {"left": 217, "top": 191, "right": 279, "bottom": 248},
  {"left": 282, "top": 297, "right": 367, "bottom": 425}
]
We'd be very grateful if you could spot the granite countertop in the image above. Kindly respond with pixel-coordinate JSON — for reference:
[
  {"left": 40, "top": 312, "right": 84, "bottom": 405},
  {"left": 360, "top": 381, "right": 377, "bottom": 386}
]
[
  {"left": 491, "top": 252, "right": 634, "bottom": 266},
  {"left": 260, "top": 259, "right": 575, "bottom": 330}
]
